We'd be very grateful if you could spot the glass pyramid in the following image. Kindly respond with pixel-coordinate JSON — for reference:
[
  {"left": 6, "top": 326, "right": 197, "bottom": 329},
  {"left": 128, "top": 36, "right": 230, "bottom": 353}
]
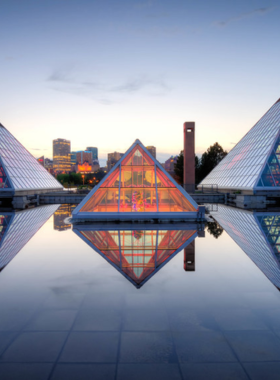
[
  {"left": 199, "top": 99, "right": 280, "bottom": 192},
  {"left": 0, "top": 123, "right": 63, "bottom": 193},
  {"left": 0, "top": 205, "right": 59, "bottom": 271},
  {"left": 73, "top": 225, "right": 197, "bottom": 288},
  {"left": 72, "top": 140, "right": 199, "bottom": 220},
  {"left": 211, "top": 205, "right": 280, "bottom": 290}
]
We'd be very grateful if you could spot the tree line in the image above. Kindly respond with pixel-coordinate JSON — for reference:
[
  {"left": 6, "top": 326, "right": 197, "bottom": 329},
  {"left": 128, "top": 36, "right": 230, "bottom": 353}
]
[{"left": 174, "top": 142, "right": 227, "bottom": 186}]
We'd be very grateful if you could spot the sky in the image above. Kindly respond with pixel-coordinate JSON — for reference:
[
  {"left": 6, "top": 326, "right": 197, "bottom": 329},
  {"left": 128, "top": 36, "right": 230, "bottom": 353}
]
[{"left": 1, "top": 0, "right": 280, "bottom": 166}]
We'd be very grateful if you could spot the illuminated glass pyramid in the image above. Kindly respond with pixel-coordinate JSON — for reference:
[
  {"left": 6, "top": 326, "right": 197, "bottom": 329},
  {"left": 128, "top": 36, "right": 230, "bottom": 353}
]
[
  {"left": 0, "top": 123, "right": 63, "bottom": 194},
  {"left": 74, "top": 226, "right": 197, "bottom": 288},
  {"left": 199, "top": 99, "right": 280, "bottom": 192},
  {"left": 72, "top": 139, "right": 199, "bottom": 220}
]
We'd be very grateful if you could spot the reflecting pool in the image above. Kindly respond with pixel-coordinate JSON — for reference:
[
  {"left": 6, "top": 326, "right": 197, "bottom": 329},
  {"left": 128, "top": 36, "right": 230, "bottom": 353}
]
[{"left": 1, "top": 204, "right": 280, "bottom": 380}]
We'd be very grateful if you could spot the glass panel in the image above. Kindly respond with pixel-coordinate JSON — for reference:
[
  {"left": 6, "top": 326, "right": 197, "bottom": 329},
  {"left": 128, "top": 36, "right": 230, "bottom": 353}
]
[
  {"left": 261, "top": 164, "right": 275, "bottom": 187},
  {"left": 101, "top": 169, "right": 120, "bottom": 187},
  {"left": 0, "top": 162, "right": 11, "bottom": 189},
  {"left": 156, "top": 168, "right": 176, "bottom": 187}
]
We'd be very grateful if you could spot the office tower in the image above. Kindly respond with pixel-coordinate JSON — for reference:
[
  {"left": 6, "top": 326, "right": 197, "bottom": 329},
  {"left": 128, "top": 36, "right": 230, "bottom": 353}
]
[
  {"left": 76, "top": 151, "right": 93, "bottom": 165},
  {"left": 70, "top": 151, "right": 77, "bottom": 166},
  {"left": 86, "top": 147, "right": 98, "bottom": 160},
  {"left": 53, "top": 138, "right": 71, "bottom": 174},
  {"left": 146, "top": 146, "right": 156, "bottom": 158},
  {"left": 107, "top": 152, "right": 124, "bottom": 171}
]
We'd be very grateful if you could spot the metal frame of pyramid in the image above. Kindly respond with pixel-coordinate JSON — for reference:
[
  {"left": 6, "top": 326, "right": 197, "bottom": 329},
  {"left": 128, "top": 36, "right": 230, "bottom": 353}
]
[
  {"left": 72, "top": 139, "right": 203, "bottom": 221},
  {"left": 73, "top": 224, "right": 198, "bottom": 288},
  {"left": 198, "top": 99, "right": 280, "bottom": 194},
  {"left": 0, "top": 123, "right": 63, "bottom": 197}
]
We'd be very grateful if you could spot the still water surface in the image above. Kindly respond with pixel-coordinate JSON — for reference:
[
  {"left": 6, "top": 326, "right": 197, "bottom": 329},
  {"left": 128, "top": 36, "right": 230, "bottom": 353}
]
[{"left": 0, "top": 204, "right": 280, "bottom": 380}]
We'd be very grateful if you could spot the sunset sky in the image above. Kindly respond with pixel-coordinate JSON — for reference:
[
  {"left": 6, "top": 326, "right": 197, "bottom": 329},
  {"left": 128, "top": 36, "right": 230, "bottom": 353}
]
[{"left": 1, "top": 0, "right": 280, "bottom": 166}]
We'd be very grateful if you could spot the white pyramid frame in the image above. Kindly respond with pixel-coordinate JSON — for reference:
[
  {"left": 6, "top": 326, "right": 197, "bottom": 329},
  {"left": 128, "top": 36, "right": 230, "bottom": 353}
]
[
  {"left": 72, "top": 139, "right": 202, "bottom": 221},
  {"left": 198, "top": 99, "right": 280, "bottom": 194},
  {"left": 0, "top": 123, "right": 63, "bottom": 196}
]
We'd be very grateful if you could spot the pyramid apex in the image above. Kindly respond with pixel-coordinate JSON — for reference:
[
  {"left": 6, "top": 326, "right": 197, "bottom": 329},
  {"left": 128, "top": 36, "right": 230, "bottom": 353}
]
[{"left": 134, "top": 139, "right": 142, "bottom": 144}]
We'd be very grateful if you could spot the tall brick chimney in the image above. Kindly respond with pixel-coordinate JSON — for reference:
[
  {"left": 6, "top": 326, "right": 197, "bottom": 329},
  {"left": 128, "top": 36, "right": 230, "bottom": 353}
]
[{"left": 183, "top": 122, "right": 195, "bottom": 193}]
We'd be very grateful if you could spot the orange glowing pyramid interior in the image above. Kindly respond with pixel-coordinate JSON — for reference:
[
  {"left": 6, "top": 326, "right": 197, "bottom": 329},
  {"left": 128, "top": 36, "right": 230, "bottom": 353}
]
[
  {"left": 80, "top": 144, "right": 196, "bottom": 213},
  {"left": 80, "top": 229, "right": 196, "bottom": 286}
]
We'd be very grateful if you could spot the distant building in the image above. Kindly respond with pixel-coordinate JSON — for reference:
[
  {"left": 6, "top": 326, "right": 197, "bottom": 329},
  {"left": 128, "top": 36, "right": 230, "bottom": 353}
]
[
  {"left": 107, "top": 152, "right": 124, "bottom": 171},
  {"left": 70, "top": 151, "right": 77, "bottom": 166},
  {"left": 44, "top": 158, "right": 53, "bottom": 174},
  {"left": 72, "top": 150, "right": 99, "bottom": 173},
  {"left": 53, "top": 138, "right": 71, "bottom": 174},
  {"left": 165, "top": 156, "right": 178, "bottom": 173},
  {"left": 86, "top": 147, "right": 98, "bottom": 160},
  {"left": 77, "top": 151, "right": 93, "bottom": 165},
  {"left": 146, "top": 146, "right": 156, "bottom": 158},
  {"left": 37, "top": 156, "right": 44, "bottom": 167}
]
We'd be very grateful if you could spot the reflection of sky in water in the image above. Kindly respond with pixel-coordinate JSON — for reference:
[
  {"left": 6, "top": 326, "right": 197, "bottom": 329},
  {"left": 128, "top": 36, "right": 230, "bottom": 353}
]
[{"left": 1, "top": 205, "right": 280, "bottom": 379}]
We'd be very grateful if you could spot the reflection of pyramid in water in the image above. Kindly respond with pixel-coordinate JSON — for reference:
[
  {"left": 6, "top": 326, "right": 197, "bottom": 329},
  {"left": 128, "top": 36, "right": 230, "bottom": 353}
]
[
  {"left": 0, "top": 123, "right": 62, "bottom": 194},
  {"left": 0, "top": 205, "right": 59, "bottom": 270},
  {"left": 72, "top": 140, "right": 199, "bottom": 220},
  {"left": 199, "top": 99, "right": 280, "bottom": 192},
  {"left": 74, "top": 226, "right": 197, "bottom": 288},
  {"left": 212, "top": 206, "right": 280, "bottom": 289}
]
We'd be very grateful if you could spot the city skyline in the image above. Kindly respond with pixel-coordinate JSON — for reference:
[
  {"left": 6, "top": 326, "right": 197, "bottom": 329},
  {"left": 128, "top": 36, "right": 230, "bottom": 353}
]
[{"left": 1, "top": 0, "right": 279, "bottom": 166}]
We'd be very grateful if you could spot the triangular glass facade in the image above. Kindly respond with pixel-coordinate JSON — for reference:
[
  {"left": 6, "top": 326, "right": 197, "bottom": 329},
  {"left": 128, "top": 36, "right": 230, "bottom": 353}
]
[
  {"left": 74, "top": 227, "right": 197, "bottom": 288},
  {"left": 199, "top": 99, "right": 280, "bottom": 192},
  {"left": 211, "top": 206, "right": 280, "bottom": 290},
  {"left": 0, "top": 124, "right": 63, "bottom": 192},
  {"left": 0, "top": 205, "right": 59, "bottom": 270},
  {"left": 74, "top": 141, "right": 198, "bottom": 218}
]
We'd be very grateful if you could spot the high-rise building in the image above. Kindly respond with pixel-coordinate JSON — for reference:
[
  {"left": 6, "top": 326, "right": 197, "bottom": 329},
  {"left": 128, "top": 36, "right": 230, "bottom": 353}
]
[
  {"left": 53, "top": 138, "right": 71, "bottom": 174},
  {"left": 146, "top": 146, "right": 156, "bottom": 158},
  {"left": 76, "top": 151, "right": 93, "bottom": 165},
  {"left": 70, "top": 151, "right": 77, "bottom": 165},
  {"left": 107, "top": 152, "right": 124, "bottom": 171},
  {"left": 86, "top": 147, "right": 98, "bottom": 160},
  {"left": 37, "top": 156, "right": 44, "bottom": 166}
]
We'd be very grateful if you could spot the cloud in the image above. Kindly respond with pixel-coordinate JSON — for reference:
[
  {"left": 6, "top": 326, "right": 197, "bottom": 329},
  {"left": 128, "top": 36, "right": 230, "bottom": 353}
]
[
  {"left": 110, "top": 75, "right": 169, "bottom": 94},
  {"left": 47, "top": 69, "right": 170, "bottom": 103},
  {"left": 215, "top": 7, "right": 275, "bottom": 27},
  {"left": 31, "top": 148, "right": 48, "bottom": 151}
]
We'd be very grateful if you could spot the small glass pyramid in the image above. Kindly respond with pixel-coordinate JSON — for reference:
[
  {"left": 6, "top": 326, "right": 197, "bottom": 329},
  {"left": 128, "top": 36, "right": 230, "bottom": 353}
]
[
  {"left": 72, "top": 140, "right": 199, "bottom": 220},
  {"left": 199, "top": 99, "right": 280, "bottom": 192}
]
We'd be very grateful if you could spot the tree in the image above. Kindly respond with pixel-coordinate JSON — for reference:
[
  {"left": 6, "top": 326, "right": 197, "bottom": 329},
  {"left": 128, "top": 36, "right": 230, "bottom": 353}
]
[
  {"left": 174, "top": 151, "right": 201, "bottom": 185},
  {"left": 174, "top": 151, "right": 184, "bottom": 184},
  {"left": 206, "top": 221, "right": 224, "bottom": 239},
  {"left": 174, "top": 142, "right": 227, "bottom": 186},
  {"left": 198, "top": 143, "right": 227, "bottom": 183}
]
